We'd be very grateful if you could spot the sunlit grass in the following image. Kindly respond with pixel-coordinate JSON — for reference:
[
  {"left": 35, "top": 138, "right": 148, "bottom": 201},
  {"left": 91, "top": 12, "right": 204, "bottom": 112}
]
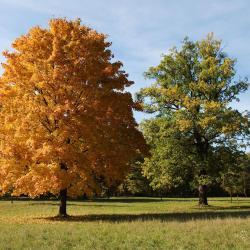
[{"left": 0, "top": 197, "right": 250, "bottom": 249}]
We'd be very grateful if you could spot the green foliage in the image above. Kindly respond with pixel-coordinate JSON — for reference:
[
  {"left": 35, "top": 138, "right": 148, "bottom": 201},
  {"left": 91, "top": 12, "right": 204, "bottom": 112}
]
[
  {"left": 140, "top": 117, "right": 195, "bottom": 193},
  {"left": 221, "top": 171, "right": 243, "bottom": 196},
  {"left": 118, "top": 160, "right": 153, "bottom": 196},
  {"left": 220, "top": 152, "right": 250, "bottom": 197},
  {"left": 137, "top": 34, "right": 249, "bottom": 195}
]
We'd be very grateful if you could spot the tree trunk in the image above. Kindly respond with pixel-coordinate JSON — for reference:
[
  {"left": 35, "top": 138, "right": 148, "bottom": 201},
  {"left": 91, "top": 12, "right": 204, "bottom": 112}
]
[
  {"left": 59, "top": 189, "right": 67, "bottom": 217},
  {"left": 59, "top": 161, "right": 68, "bottom": 217},
  {"left": 198, "top": 185, "right": 208, "bottom": 206},
  {"left": 244, "top": 189, "right": 247, "bottom": 197},
  {"left": 242, "top": 173, "right": 247, "bottom": 197}
]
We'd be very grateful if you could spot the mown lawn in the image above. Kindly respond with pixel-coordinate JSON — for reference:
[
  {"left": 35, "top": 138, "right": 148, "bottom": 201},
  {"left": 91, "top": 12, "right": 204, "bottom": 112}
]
[{"left": 0, "top": 197, "right": 249, "bottom": 249}]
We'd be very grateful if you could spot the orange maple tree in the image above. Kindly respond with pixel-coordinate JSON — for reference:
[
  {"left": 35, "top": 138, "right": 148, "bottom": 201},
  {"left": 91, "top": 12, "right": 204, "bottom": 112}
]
[{"left": 0, "top": 18, "right": 147, "bottom": 216}]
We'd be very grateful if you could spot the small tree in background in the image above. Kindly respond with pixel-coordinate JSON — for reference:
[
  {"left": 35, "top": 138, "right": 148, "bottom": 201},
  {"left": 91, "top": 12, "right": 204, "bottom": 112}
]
[
  {"left": 220, "top": 152, "right": 250, "bottom": 201},
  {"left": 241, "top": 153, "right": 250, "bottom": 196},
  {"left": 0, "top": 18, "right": 147, "bottom": 216},
  {"left": 118, "top": 159, "right": 153, "bottom": 196},
  {"left": 221, "top": 171, "right": 242, "bottom": 202}
]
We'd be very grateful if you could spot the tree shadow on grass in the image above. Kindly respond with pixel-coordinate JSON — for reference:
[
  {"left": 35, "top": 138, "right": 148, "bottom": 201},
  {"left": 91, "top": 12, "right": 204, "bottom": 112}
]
[
  {"left": 28, "top": 202, "right": 129, "bottom": 207},
  {"left": 3, "top": 197, "right": 250, "bottom": 203},
  {"left": 193, "top": 205, "right": 250, "bottom": 211},
  {"left": 28, "top": 202, "right": 250, "bottom": 210},
  {"left": 91, "top": 198, "right": 169, "bottom": 203},
  {"left": 40, "top": 210, "right": 250, "bottom": 223},
  {"left": 192, "top": 205, "right": 250, "bottom": 210},
  {"left": 1, "top": 197, "right": 166, "bottom": 203},
  {"left": 206, "top": 199, "right": 250, "bottom": 203},
  {"left": 81, "top": 198, "right": 250, "bottom": 203}
]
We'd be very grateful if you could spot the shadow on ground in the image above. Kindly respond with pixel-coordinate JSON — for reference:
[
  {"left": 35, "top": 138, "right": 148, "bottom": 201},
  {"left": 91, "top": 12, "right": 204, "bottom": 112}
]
[
  {"left": 193, "top": 205, "right": 250, "bottom": 210},
  {"left": 28, "top": 202, "right": 129, "bottom": 207},
  {"left": 2, "top": 197, "right": 249, "bottom": 203},
  {"left": 39, "top": 210, "right": 250, "bottom": 223},
  {"left": 27, "top": 202, "right": 250, "bottom": 210}
]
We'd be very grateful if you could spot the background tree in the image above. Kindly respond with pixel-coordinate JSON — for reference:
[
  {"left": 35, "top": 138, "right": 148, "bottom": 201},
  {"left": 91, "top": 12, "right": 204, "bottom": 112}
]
[
  {"left": 137, "top": 34, "right": 249, "bottom": 205},
  {"left": 241, "top": 153, "right": 250, "bottom": 196},
  {"left": 0, "top": 18, "right": 147, "bottom": 216},
  {"left": 118, "top": 158, "right": 153, "bottom": 196},
  {"left": 220, "top": 152, "right": 250, "bottom": 200},
  {"left": 140, "top": 117, "right": 194, "bottom": 198},
  {"left": 221, "top": 171, "right": 243, "bottom": 202}
]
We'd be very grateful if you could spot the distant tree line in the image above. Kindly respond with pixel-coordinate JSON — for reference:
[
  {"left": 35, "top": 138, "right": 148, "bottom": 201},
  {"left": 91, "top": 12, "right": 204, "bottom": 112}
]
[{"left": 115, "top": 152, "right": 250, "bottom": 199}]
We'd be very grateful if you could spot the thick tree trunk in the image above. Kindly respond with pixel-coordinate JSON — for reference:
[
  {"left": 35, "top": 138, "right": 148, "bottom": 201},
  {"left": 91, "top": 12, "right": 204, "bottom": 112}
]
[
  {"left": 59, "top": 189, "right": 67, "bottom": 217},
  {"left": 198, "top": 185, "right": 208, "bottom": 206}
]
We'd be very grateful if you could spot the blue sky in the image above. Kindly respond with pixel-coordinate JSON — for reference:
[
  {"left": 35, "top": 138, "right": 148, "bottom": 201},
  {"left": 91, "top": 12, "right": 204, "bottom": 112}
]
[{"left": 0, "top": 0, "right": 249, "bottom": 122}]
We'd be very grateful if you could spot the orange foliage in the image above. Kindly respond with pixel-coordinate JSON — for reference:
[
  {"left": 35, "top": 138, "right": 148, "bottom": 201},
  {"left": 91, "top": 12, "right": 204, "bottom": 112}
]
[{"left": 0, "top": 18, "right": 147, "bottom": 198}]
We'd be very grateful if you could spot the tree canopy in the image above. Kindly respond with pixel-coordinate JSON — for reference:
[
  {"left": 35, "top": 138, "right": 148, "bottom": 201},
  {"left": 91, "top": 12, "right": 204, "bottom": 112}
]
[
  {"left": 137, "top": 34, "right": 249, "bottom": 204},
  {"left": 0, "top": 19, "right": 147, "bottom": 204}
]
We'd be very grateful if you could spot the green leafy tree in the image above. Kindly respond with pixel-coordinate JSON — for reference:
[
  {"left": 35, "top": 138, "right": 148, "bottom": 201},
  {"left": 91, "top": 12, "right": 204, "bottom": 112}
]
[
  {"left": 137, "top": 34, "right": 249, "bottom": 205},
  {"left": 221, "top": 171, "right": 243, "bottom": 202},
  {"left": 217, "top": 147, "right": 246, "bottom": 201},
  {"left": 242, "top": 153, "right": 250, "bottom": 196},
  {"left": 220, "top": 152, "right": 250, "bottom": 200},
  {"left": 140, "top": 117, "right": 195, "bottom": 197},
  {"left": 119, "top": 159, "right": 153, "bottom": 196}
]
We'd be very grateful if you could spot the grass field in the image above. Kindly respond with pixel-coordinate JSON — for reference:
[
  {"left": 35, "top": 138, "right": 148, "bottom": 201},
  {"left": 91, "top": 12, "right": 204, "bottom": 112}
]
[{"left": 0, "top": 197, "right": 249, "bottom": 250}]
